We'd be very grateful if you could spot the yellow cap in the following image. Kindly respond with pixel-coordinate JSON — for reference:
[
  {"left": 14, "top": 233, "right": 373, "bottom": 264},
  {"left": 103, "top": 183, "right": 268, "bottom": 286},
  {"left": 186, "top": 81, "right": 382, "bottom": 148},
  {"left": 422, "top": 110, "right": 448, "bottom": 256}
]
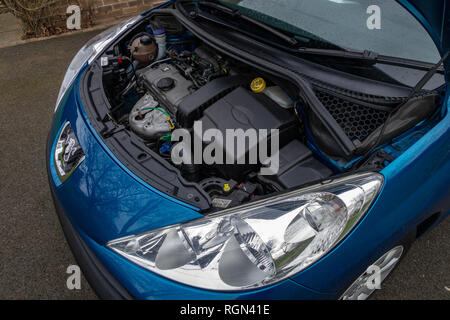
[
  {"left": 166, "top": 117, "right": 175, "bottom": 130},
  {"left": 223, "top": 183, "right": 230, "bottom": 192},
  {"left": 250, "top": 77, "right": 266, "bottom": 93}
]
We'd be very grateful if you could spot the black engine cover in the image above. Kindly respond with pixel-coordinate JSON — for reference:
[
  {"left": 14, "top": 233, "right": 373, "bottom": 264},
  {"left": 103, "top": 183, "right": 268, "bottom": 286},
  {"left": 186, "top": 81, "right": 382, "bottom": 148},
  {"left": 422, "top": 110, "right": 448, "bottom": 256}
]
[{"left": 195, "top": 86, "right": 298, "bottom": 179}]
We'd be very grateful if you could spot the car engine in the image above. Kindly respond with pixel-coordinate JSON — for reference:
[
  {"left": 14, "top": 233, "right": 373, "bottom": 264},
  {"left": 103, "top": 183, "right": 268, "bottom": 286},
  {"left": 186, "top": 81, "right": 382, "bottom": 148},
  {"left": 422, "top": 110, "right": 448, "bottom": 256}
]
[
  {"left": 100, "top": 22, "right": 335, "bottom": 209},
  {"left": 88, "top": 8, "right": 441, "bottom": 212}
]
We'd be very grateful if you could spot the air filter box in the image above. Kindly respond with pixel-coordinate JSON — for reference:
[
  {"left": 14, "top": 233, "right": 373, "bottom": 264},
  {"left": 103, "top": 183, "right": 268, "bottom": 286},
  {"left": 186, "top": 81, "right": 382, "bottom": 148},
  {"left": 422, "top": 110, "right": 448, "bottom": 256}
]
[{"left": 260, "top": 139, "right": 333, "bottom": 189}]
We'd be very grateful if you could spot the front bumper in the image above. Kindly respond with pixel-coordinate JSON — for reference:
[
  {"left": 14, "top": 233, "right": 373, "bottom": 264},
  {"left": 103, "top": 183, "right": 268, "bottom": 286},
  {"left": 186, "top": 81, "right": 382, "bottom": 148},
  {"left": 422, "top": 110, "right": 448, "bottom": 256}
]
[
  {"left": 48, "top": 175, "right": 134, "bottom": 299},
  {"left": 48, "top": 157, "right": 334, "bottom": 299},
  {"left": 48, "top": 168, "right": 334, "bottom": 299}
]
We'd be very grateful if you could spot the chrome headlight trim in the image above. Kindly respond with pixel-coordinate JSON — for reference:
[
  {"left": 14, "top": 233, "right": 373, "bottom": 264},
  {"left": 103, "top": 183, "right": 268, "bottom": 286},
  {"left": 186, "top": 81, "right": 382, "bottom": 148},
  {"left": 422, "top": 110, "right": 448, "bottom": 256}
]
[
  {"left": 53, "top": 122, "right": 85, "bottom": 183},
  {"left": 108, "top": 173, "right": 383, "bottom": 291}
]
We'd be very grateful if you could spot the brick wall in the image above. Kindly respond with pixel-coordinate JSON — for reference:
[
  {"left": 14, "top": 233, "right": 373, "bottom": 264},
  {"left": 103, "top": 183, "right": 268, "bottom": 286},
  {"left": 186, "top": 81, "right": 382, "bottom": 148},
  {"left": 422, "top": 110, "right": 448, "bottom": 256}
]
[
  {"left": 1, "top": 0, "right": 160, "bottom": 37},
  {"left": 2, "top": 0, "right": 94, "bottom": 35},
  {"left": 91, "top": 0, "right": 159, "bottom": 24}
]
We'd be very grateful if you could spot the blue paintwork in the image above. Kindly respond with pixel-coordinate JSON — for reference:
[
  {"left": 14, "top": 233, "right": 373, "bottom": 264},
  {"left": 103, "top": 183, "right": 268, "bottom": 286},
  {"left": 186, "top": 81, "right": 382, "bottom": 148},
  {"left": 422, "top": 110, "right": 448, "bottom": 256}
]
[{"left": 47, "top": 1, "right": 450, "bottom": 298}]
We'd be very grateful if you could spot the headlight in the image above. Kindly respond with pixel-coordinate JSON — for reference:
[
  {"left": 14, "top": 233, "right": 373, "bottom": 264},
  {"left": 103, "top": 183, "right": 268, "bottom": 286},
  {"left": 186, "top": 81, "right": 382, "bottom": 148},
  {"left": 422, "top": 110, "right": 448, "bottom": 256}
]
[
  {"left": 54, "top": 122, "right": 85, "bottom": 182},
  {"left": 54, "top": 16, "right": 139, "bottom": 113},
  {"left": 108, "top": 173, "right": 383, "bottom": 291}
]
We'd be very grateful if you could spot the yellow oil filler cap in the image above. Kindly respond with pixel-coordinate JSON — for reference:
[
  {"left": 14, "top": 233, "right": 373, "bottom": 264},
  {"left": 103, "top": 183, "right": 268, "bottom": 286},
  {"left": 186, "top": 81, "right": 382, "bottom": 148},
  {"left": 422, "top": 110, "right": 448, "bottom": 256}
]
[{"left": 250, "top": 77, "right": 266, "bottom": 93}]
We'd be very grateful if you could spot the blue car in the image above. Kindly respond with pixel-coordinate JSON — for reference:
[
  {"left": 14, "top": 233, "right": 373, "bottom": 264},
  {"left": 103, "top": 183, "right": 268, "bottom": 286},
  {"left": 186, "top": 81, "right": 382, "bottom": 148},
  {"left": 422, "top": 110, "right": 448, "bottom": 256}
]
[{"left": 47, "top": 0, "right": 449, "bottom": 300}]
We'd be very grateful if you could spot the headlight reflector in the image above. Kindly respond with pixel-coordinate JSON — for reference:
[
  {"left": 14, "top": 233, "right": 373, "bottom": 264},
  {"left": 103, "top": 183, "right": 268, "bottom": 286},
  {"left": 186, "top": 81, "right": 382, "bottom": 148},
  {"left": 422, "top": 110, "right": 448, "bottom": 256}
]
[{"left": 108, "top": 173, "right": 383, "bottom": 291}]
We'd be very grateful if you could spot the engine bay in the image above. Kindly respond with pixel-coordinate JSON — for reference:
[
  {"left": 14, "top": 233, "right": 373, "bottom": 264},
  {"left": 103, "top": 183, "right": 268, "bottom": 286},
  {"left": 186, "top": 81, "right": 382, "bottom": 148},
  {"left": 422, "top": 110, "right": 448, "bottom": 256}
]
[{"left": 82, "top": 8, "right": 443, "bottom": 212}]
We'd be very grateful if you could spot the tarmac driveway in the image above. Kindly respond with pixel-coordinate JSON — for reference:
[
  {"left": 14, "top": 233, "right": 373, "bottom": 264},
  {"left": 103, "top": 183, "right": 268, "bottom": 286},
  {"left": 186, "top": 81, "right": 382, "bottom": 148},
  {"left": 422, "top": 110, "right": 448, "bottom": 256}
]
[{"left": 0, "top": 29, "right": 448, "bottom": 300}]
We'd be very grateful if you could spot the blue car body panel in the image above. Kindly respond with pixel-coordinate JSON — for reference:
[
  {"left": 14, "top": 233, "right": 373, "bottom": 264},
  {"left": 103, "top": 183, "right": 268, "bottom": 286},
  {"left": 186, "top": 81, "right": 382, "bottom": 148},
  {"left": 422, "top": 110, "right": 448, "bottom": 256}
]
[{"left": 47, "top": 0, "right": 450, "bottom": 298}]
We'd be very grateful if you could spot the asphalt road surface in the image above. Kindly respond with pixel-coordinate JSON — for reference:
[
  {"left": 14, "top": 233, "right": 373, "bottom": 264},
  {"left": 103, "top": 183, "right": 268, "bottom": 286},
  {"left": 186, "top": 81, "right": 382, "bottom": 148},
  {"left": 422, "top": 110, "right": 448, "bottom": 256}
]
[{"left": 0, "top": 29, "right": 449, "bottom": 300}]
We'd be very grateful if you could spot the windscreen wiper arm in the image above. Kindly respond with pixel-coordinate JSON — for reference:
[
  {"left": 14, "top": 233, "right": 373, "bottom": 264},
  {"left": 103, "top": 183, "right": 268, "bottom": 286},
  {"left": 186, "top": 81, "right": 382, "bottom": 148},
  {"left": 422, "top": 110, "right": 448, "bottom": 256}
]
[
  {"left": 185, "top": 1, "right": 443, "bottom": 73},
  {"left": 296, "top": 47, "right": 445, "bottom": 74},
  {"left": 192, "top": 1, "right": 298, "bottom": 46}
]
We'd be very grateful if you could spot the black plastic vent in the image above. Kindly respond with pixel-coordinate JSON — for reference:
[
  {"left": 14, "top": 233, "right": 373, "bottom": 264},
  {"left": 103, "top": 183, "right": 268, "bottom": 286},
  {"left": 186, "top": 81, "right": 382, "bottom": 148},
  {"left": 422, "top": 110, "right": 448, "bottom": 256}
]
[{"left": 315, "top": 90, "right": 390, "bottom": 142}]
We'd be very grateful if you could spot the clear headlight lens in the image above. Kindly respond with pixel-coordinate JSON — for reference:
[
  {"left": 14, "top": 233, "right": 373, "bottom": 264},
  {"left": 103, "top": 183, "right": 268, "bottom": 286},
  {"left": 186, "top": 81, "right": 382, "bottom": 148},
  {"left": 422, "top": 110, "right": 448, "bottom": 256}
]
[
  {"left": 107, "top": 173, "right": 383, "bottom": 291},
  {"left": 54, "top": 122, "right": 85, "bottom": 182},
  {"left": 54, "top": 16, "right": 139, "bottom": 113}
]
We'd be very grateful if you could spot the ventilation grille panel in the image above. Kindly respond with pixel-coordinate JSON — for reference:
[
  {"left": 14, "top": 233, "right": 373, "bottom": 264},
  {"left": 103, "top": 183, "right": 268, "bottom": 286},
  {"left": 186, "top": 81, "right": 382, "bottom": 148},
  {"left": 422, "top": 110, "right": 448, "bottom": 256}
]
[{"left": 315, "top": 90, "right": 390, "bottom": 142}]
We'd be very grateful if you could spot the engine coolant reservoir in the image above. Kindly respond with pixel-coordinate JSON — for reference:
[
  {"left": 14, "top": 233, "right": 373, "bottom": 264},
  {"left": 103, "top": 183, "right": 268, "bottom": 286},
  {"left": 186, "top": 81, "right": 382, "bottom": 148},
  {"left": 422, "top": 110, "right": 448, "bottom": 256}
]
[{"left": 250, "top": 77, "right": 294, "bottom": 109}]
